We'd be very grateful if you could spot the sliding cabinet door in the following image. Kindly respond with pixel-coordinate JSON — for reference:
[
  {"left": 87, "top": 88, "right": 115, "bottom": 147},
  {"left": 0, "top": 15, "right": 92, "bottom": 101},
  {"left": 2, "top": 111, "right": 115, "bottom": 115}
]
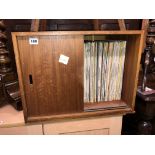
[{"left": 17, "top": 35, "right": 84, "bottom": 120}]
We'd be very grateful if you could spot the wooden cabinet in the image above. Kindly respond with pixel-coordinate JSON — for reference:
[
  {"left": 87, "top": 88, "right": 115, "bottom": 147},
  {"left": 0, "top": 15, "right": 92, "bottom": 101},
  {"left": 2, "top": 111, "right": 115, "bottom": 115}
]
[{"left": 12, "top": 31, "right": 144, "bottom": 123}]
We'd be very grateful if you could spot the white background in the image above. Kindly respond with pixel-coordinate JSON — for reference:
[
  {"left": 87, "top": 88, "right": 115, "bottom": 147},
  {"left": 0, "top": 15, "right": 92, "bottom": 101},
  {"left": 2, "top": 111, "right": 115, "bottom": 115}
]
[{"left": 0, "top": 1, "right": 154, "bottom": 155}]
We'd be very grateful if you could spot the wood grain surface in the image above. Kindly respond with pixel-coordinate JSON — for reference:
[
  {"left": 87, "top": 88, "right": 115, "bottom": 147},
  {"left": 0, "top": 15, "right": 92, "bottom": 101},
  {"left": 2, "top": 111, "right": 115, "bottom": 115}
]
[{"left": 14, "top": 34, "right": 84, "bottom": 120}]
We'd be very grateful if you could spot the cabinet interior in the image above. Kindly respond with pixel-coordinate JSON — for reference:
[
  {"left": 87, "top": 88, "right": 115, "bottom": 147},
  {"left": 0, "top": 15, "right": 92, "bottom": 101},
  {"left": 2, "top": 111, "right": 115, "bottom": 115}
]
[{"left": 83, "top": 34, "right": 141, "bottom": 112}]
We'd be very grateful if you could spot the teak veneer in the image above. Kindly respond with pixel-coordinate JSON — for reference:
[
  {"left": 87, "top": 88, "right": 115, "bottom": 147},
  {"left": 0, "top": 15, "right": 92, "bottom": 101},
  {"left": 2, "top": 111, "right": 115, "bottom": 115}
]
[{"left": 12, "top": 30, "right": 144, "bottom": 122}]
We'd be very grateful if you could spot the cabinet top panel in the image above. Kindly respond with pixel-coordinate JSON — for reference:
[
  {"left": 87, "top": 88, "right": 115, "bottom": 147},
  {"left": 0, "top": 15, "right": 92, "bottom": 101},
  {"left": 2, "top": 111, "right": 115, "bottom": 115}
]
[{"left": 12, "top": 30, "right": 144, "bottom": 36}]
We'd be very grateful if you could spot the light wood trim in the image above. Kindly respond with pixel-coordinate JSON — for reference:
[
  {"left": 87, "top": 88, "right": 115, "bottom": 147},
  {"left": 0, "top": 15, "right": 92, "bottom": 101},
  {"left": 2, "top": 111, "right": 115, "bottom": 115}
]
[
  {"left": 30, "top": 19, "right": 40, "bottom": 32},
  {"left": 12, "top": 30, "right": 143, "bottom": 36},
  {"left": 11, "top": 33, "right": 28, "bottom": 122},
  {"left": 118, "top": 19, "right": 126, "bottom": 30}
]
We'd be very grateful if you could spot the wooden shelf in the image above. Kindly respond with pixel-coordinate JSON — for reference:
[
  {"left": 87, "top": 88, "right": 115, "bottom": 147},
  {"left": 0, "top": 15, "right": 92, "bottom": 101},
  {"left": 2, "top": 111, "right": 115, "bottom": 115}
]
[
  {"left": 84, "top": 100, "right": 128, "bottom": 111},
  {"left": 27, "top": 107, "right": 132, "bottom": 123}
]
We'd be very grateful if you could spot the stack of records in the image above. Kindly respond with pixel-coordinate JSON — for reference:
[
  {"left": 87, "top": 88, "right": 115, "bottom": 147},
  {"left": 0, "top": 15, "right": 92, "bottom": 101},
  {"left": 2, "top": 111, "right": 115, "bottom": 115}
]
[{"left": 84, "top": 40, "right": 127, "bottom": 103}]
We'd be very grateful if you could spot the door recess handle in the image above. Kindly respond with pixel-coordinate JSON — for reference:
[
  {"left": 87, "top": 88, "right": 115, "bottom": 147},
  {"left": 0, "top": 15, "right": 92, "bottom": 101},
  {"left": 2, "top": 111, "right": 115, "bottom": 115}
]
[{"left": 29, "top": 74, "right": 33, "bottom": 84}]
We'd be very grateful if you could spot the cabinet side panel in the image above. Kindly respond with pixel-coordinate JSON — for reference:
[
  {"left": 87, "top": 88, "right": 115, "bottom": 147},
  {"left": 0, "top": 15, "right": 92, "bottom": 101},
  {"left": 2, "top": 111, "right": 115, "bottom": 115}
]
[
  {"left": 16, "top": 35, "right": 84, "bottom": 118},
  {"left": 11, "top": 34, "right": 28, "bottom": 121},
  {"left": 122, "top": 33, "right": 144, "bottom": 109}
]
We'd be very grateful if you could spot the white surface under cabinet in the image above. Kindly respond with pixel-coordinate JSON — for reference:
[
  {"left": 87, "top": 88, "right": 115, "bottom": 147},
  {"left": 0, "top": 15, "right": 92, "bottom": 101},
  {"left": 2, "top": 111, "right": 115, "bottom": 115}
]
[
  {"left": 0, "top": 103, "right": 24, "bottom": 127},
  {"left": 0, "top": 104, "right": 123, "bottom": 135},
  {"left": 43, "top": 115, "right": 123, "bottom": 135},
  {"left": 0, "top": 124, "right": 43, "bottom": 135}
]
